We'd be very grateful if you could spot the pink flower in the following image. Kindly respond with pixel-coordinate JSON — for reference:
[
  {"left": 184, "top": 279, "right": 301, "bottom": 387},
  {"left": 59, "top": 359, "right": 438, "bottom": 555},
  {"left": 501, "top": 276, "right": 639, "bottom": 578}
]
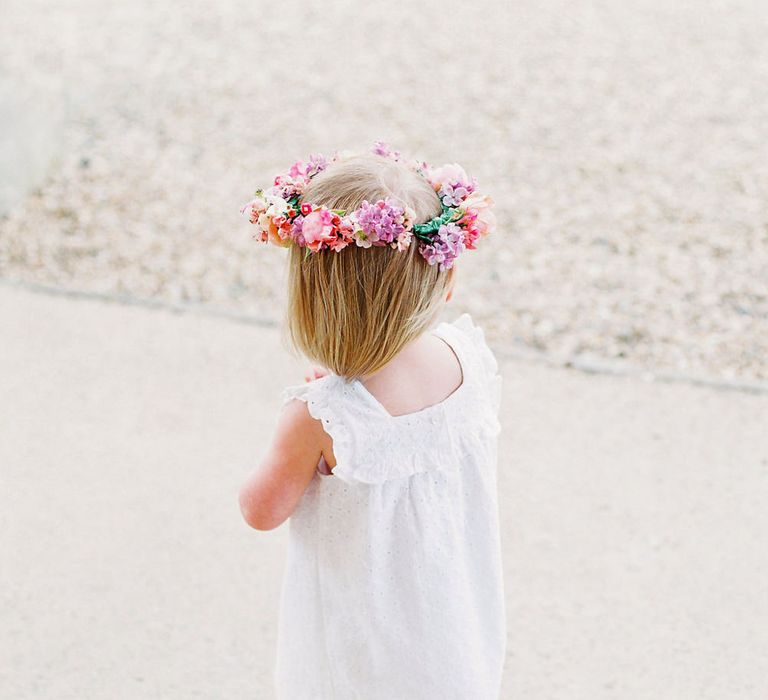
[
  {"left": 427, "top": 163, "right": 477, "bottom": 206},
  {"left": 288, "top": 160, "right": 309, "bottom": 179},
  {"left": 460, "top": 192, "right": 496, "bottom": 241},
  {"left": 427, "top": 162, "right": 471, "bottom": 188},
  {"left": 253, "top": 212, "right": 291, "bottom": 247},
  {"left": 240, "top": 197, "right": 267, "bottom": 225},
  {"left": 241, "top": 197, "right": 271, "bottom": 242},
  {"left": 287, "top": 155, "right": 329, "bottom": 182},
  {"left": 301, "top": 208, "right": 338, "bottom": 252},
  {"left": 371, "top": 141, "right": 401, "bottom": 160},
  {"left": 329, "top": 220, "right": 355, "bottom": 252},
  {"left": 394, "top": 227, "right": 413, "bottom": 252},
  {"left": 273, "top": 174, "right": 306, "bottom": 198}
]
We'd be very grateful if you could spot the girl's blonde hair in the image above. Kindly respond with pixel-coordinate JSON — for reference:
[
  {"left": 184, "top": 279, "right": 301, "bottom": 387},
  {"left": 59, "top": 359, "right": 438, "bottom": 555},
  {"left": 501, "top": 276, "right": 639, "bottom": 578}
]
[{"left": 283, "top": 152, "right": 454, "bottom": 380}]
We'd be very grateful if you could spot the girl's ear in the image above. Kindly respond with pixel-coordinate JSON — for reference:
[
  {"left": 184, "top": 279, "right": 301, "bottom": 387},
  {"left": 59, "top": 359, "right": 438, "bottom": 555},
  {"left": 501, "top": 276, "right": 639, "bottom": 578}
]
[{"left": 445, "top": 266, "right": 456, "bottom": 302}]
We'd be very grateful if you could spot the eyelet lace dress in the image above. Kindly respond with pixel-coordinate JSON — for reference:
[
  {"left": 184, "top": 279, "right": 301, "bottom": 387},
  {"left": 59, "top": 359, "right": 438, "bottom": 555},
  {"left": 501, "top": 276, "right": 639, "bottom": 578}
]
[{"left": 275, "top": 313, "right": 506, "bottom": 700}]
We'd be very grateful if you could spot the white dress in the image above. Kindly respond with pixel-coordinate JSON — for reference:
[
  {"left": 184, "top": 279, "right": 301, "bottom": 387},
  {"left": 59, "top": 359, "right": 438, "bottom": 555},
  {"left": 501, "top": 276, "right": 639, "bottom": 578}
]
[{"left": 275, "top": 313, "right": 506, "bottom": 700}]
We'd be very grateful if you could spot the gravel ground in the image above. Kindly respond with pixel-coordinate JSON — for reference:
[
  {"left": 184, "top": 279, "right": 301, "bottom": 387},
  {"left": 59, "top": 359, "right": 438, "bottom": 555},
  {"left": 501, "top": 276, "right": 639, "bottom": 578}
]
[{"left": 1, "top": 0, "right": 767, "bottom": 381}]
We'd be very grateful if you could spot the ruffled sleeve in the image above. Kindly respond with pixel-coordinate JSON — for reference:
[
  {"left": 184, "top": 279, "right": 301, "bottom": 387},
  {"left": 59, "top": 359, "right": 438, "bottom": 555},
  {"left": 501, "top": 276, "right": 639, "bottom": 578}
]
[
  {"left": 280, "top": 375, "right": 360, "bottom": 485},
  {"left": 448, "top": 313, "right": 503, "bottom": 425}
]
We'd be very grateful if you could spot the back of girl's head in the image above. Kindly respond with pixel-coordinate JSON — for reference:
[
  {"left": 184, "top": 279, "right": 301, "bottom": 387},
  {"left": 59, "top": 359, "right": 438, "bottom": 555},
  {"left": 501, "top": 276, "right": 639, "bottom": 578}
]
[{"left": 284, "top": 152, "right": 454, "bottom": 380}]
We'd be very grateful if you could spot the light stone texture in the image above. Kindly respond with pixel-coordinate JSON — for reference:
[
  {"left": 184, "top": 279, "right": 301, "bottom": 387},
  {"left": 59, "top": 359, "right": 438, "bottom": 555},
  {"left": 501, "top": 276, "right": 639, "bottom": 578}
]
[
  {"left": 1, "top": 0, "right": 767, "bottom": 381},
  {"left": 2, "top": 285, "right": 766, "bottom": 699}
]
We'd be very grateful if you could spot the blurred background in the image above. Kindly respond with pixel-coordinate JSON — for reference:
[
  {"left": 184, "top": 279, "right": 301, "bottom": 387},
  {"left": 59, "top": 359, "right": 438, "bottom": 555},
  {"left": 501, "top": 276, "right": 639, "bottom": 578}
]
[
  {"left": 3, "top": 0, "right": 766, "bottom": 384},
  {"left": 2, "top": 1, "right": 767, "bottom": 698}
]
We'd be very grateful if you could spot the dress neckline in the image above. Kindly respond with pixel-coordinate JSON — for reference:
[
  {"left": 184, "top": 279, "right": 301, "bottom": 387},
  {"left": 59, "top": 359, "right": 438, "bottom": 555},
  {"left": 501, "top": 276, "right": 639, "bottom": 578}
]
[{"left": 352, "top": 322, "right": 468, "bottom": 421}]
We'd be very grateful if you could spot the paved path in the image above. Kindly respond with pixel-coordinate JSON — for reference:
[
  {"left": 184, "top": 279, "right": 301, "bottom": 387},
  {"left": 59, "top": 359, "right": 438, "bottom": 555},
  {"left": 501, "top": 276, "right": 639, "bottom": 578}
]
[{"left": 1, "top": 285, "right": 766, "bottom": 699}]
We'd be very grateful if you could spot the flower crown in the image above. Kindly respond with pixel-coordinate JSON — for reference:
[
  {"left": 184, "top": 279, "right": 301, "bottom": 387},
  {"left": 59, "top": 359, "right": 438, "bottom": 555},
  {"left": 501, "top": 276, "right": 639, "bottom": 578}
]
[{"left": 240, "top": 141, "right": 496, "bottom": 271}]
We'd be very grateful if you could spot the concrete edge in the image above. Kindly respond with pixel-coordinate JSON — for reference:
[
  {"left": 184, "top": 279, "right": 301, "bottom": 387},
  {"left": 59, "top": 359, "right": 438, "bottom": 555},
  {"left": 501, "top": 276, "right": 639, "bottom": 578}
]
[{"left": 3, "top": 275, "right": 767, "bottom": 396}]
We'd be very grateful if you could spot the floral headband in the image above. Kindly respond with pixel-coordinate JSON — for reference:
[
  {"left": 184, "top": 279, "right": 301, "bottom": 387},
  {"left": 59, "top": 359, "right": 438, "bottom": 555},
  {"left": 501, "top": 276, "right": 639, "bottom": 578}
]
[{"left": 240, "top": 141, "right": 496, "bottom": 271}]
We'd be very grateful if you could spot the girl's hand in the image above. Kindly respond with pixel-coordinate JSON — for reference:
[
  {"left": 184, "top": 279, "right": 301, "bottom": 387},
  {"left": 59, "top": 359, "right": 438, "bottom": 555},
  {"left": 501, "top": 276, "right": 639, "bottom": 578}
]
[{"left": 304, "top": 366, "right": 329, "bottom": 382}]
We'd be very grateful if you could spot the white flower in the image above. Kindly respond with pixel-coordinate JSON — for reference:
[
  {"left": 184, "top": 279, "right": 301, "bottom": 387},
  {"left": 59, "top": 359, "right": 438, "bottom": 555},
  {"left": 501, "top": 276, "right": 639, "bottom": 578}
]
[
  {"left": 354, "top": 229, "right": 373, "bottom": 248},
  {"left": 427, "top": 163, "right": 471, "bottom": 191},
  {"left": 264, "top": 192, "right": 289, "bottom": 217}
]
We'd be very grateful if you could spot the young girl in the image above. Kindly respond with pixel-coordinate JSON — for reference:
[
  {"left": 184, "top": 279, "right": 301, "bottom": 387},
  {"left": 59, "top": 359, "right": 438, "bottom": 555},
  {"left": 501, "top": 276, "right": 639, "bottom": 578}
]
[{"left": 238, "top": 143, "right": 506, "bottom": 699}]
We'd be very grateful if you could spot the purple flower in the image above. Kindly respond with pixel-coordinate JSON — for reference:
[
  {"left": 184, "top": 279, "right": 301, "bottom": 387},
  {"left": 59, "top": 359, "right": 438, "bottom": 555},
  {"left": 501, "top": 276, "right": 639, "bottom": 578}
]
[
  {"left": 418, "top": 223, "right": 466, "bottom": 271},
  {"left": 290, "top": 216, "right": 306, "bottom": 246},
  {"left": 428, "top": 163, "right": 477, "bottom": 206},
  {"left": 354, "top": 198, "right": 407, "bottom": 245},
  {"left": 370, "top": 141, "right": 401, "bottom": 161},
  {"left": 307, "top": 153, "right": 329, "bottom": 177},
  {"left": 439, "top": 181, "right": 471, "bottom": 207}
]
